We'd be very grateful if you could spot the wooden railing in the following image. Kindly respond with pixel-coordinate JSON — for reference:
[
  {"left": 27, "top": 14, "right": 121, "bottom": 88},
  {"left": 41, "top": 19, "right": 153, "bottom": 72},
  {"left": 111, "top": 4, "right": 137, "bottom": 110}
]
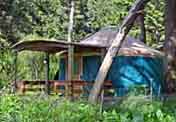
[
  {"left": 16, "top": 80, "right": 49, "bottom": 93},
  {"left": 16, "top": 80, "right": 114, "bottom": 98}
]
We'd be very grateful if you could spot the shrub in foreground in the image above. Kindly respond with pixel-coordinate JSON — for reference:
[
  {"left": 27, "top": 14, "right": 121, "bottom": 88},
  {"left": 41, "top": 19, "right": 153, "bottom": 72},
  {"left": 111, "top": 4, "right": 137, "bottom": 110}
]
[{"left": 0, "top": 94, "right": 176, "bottom": 122}]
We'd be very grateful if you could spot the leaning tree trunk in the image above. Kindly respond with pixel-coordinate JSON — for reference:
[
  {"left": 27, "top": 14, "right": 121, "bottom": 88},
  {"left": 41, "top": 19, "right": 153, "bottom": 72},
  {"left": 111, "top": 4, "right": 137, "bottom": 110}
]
[
  {"left": 164, "top": 0, "right": 176, "bottom": 93},
  {"left": 88, "top": 0, "right": 150, "bottom": 104}
]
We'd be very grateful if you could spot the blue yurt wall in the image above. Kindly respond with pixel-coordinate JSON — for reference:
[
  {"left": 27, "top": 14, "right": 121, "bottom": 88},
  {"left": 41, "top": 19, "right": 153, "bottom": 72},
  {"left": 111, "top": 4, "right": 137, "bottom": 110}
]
[
  {"left": 81, "top": 55, "right": 164, "bottom": 96},
  {"left": 58, "top": 58, "right": 66, "bottom": 80},
  {"left": 81, "top": 56, "right": 101, "bottom": 81},
  {"left": 108, "top": 56, "right": 164, "bottom": 96}
]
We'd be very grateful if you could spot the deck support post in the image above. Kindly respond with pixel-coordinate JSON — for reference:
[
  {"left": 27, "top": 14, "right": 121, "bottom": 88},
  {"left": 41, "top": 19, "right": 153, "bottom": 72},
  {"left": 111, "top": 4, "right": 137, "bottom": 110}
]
[
  {"left": 67, "top": 45, "right": 74, "bottom": 98},
  {"left": 45, "top": 52, "right": 50, "bottom": 94}
]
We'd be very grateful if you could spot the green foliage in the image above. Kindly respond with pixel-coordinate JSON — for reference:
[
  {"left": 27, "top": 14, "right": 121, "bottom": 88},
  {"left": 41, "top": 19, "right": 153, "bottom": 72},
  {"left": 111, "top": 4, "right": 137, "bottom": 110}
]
[
  {"left": 87, "top": 0, "right": 134, "bottom": 28},
  {"left": 0, "top": 95, "right": 101, "bottom": 122},
  {"left": 0, "top": 42, "right": 59, "bottom": 88},
  {"left": 0, "top": 95, "right": 176, "bottom": 122},
  {"left": 0, "top": 37, "right": 15, "bottom": 88},
  {"left": 87, "top": 0, "right": 164, "bottom": 45},
  {"left": 145, "top": 0, "right": 164, "bottom": 46},
  {"left": 1, "top": 0, "right": 164, "bottom": 44},
  {"left": 17, "top": 51, "right": 46, "bottom": 80},
  {"left": 15, "top": 51, "right": 59, "bottom": 81}
]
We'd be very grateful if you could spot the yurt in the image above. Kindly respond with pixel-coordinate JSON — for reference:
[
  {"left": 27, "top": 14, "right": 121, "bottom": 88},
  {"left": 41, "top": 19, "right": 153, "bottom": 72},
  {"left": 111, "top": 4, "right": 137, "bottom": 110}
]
[{"left": 57, "top": 27, "right": 165, "bottom": 96}]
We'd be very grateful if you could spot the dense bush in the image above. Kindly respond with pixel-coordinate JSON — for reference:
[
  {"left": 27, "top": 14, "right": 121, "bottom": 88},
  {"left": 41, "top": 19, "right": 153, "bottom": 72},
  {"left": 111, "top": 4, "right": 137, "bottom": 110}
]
[
  {"left": 0, "top": 95, "right": 176, "bottom": 122},
  {"left": 0, "top": 38, "right": 15, "bottom": 88}
]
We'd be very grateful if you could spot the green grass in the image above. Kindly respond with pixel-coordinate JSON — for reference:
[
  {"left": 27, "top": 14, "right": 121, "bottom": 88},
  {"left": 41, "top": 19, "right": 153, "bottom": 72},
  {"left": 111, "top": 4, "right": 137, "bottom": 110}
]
[{"left": 0, "top": 94, "right": 176, "bottom": 122}]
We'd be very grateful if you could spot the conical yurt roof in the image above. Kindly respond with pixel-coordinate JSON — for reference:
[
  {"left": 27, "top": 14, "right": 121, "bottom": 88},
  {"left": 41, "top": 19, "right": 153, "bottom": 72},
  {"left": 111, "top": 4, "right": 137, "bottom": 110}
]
[{"left": 80, "top": 26, "right": 163, "bottom": 57}]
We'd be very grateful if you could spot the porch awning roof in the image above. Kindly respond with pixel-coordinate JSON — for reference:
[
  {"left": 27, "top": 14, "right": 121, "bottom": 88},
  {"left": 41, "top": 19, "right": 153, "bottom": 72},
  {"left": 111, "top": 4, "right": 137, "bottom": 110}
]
[{"left": 12, "top": 39, "right": 105, "bottom": 53}]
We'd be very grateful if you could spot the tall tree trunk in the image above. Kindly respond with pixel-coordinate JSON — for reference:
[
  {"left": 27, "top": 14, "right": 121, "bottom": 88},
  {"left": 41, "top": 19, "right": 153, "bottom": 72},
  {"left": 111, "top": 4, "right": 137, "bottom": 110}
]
[
  {"left": 165, "top": 0, "right": 176, "bottom": 93},
  {"left": 88, "top": 0, "right": 150, "bottom": 104},
  {"left": 67, "top": 0, "right": 75, "bottom": 97},
  {"left": 138, "top": 11, "right": 146, "bottom": 43}
]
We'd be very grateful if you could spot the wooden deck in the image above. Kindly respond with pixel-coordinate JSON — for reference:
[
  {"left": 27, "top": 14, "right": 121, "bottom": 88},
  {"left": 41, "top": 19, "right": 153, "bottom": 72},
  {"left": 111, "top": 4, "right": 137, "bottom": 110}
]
[{"left": 16, "top": 80, "right": 114, "bottom": 98}]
